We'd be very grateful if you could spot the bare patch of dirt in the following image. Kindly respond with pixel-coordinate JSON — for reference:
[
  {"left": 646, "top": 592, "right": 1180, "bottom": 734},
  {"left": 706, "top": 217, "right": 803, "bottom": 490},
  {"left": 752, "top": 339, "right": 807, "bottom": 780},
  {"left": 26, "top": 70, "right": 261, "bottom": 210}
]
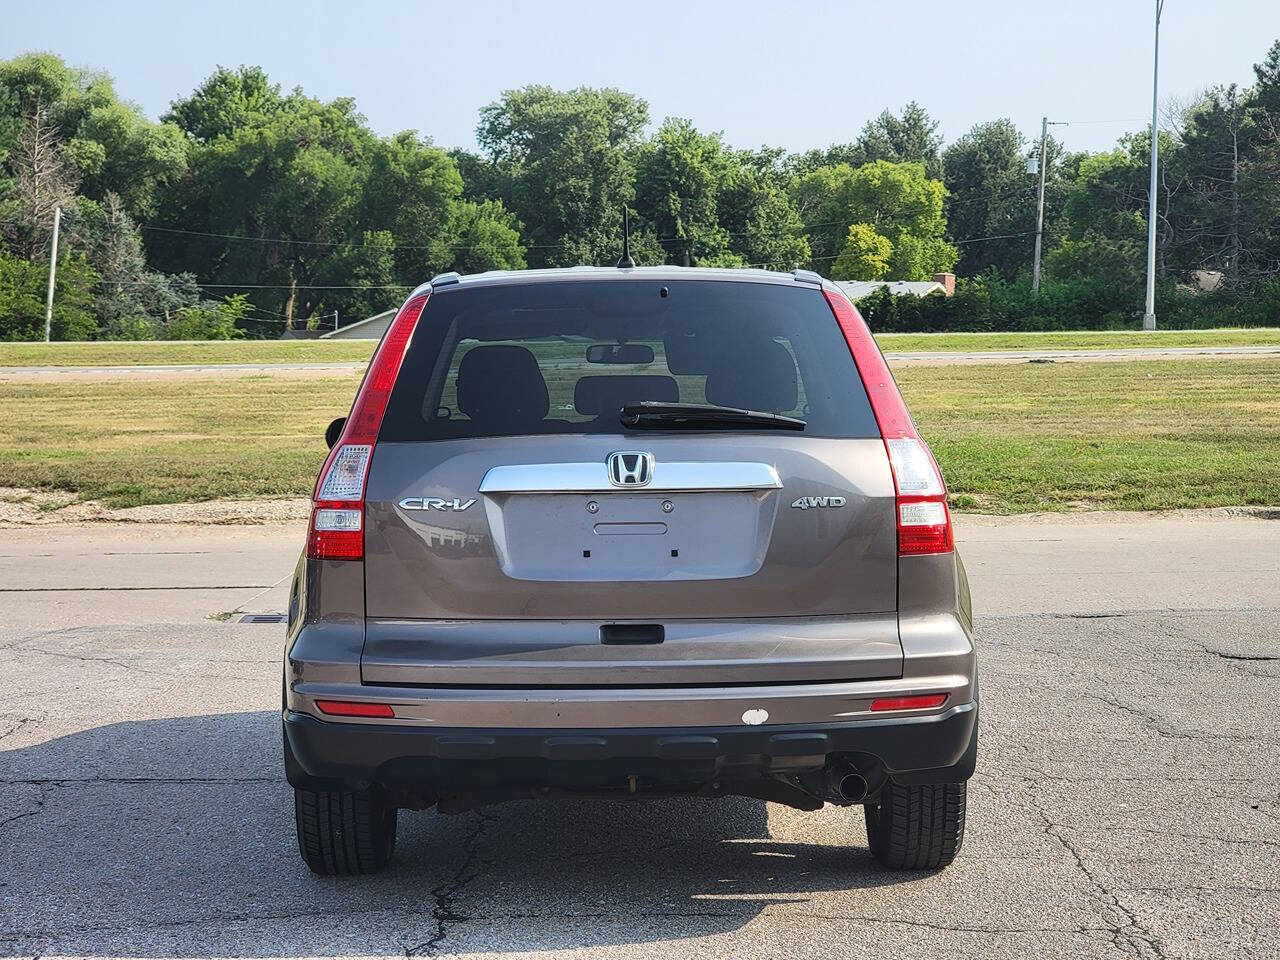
[{"left": 0, "top": 488, "right": 311, "bottom": 526}]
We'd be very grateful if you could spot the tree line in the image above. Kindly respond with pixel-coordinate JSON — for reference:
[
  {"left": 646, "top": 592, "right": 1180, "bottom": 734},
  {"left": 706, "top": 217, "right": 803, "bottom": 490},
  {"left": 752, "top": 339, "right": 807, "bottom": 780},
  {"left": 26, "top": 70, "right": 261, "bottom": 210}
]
[{"left": 2, "top": 42, "right": 1279, "bottom": 339}]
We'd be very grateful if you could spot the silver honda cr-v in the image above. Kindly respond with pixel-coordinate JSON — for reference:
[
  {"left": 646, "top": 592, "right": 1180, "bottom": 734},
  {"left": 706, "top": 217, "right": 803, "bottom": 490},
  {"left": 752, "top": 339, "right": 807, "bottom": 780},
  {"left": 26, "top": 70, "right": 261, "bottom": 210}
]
[{"left": 283, "top": 266, "right": 977, "bottom": 875}]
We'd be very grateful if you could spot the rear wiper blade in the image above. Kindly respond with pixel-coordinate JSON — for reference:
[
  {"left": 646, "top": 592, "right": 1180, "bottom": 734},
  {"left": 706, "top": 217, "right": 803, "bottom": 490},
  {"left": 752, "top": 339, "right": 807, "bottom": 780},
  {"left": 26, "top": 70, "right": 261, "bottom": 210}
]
[{"left": 619, "top": 401, "right": 806, "bottom": 431}]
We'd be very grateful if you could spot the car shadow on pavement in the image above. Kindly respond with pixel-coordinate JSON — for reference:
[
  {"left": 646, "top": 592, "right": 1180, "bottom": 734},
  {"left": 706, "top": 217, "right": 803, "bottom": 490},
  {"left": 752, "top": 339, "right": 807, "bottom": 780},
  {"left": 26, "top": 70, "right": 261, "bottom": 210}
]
[{"left": 1, "top": 711, "right": 916, "bottom": 957}]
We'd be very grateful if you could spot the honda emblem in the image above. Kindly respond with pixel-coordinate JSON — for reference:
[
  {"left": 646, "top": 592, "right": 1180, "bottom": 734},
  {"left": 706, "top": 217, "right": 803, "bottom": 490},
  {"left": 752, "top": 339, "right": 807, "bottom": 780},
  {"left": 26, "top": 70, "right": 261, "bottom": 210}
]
[{"left": 607, "top": 451, "right": 654, "bottom": 487}]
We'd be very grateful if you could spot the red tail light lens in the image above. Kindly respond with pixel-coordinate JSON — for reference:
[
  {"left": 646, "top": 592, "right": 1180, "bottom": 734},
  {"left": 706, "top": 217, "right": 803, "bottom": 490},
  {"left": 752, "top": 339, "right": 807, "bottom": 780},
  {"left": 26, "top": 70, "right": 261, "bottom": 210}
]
[
  {"left": 823, "top": 287, "right": 953, "bottom": 557},
  {"left": 870, "top": 693, "right": 948, "bottom": 712},
  {"left": 314, "top": 699, "right": 396, "bottom": 718},
  {"left": 307, "top": 292, "right": 429, "bottom": 561}
]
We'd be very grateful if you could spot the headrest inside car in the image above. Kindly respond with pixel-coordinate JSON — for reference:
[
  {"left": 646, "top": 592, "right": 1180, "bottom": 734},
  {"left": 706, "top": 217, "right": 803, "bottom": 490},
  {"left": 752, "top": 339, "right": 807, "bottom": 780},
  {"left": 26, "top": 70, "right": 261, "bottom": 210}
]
[
  {"left": 704, "top": 339, "right": 798, "bottom": 414},
  {"left": 456, "top": 345, "right": 550, "bottom": 428}
]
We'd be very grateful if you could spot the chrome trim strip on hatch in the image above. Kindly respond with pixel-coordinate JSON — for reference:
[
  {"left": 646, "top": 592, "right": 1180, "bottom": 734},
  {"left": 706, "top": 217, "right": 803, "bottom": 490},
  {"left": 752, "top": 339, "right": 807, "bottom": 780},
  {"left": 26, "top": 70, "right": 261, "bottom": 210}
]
[{"left": 479, "top": 460, "right": 783, "bottom": 494}]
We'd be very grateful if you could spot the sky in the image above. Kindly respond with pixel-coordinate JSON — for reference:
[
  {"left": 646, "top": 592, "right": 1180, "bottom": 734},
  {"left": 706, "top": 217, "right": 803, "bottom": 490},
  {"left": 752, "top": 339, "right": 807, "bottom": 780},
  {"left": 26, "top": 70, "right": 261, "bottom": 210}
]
[{"left": 5, "top": 0, "right": 1280, "bottom": 156}]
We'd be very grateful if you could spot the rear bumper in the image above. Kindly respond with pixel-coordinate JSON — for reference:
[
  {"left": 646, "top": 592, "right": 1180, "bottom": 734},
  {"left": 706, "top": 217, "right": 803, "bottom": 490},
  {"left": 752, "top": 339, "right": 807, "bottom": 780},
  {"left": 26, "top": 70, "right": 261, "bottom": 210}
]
[{"left": 283, "top": 698, "right": 977, "bottom": 792}]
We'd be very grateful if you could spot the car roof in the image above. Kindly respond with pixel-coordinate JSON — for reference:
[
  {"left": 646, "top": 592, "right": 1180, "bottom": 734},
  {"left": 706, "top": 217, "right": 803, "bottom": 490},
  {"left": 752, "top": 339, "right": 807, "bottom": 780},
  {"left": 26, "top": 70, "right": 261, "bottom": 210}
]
[{"left": 410, "top": 266, "right": 825, "bottom": 299}]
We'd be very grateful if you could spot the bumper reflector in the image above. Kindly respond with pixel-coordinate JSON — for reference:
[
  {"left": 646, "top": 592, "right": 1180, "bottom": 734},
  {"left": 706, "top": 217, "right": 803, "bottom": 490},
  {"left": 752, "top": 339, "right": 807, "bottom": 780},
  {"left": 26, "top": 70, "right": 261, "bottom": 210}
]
[
  {"left": 870, "top": 693, "right": 948, "bottom": 712},
  {"left": 314, "top": 699, "right": 395, "bottom": 719}
]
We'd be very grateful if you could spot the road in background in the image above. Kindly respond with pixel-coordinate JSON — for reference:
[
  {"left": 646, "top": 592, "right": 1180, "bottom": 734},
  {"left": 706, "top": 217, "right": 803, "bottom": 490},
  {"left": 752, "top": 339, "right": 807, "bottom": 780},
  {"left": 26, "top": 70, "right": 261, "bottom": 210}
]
[
  {"left": 4, "top": 343, "right": 1280, "bottom": 380},
  {"left": 1, "top": 514, "right": 1277, "bottom": 958}
]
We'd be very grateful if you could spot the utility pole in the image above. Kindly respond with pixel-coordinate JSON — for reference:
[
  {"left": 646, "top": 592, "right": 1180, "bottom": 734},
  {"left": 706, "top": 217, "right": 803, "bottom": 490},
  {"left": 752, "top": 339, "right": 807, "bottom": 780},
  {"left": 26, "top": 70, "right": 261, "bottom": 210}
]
[
  {"left": 1143, "top": 0, "right": 1165, "bottom": 330},
  {"left": 44, "top": 206, "right": 62, "bottom": 342},
  {"left": 1031, "top": 117, "right": 1049, "bottom": 293}
]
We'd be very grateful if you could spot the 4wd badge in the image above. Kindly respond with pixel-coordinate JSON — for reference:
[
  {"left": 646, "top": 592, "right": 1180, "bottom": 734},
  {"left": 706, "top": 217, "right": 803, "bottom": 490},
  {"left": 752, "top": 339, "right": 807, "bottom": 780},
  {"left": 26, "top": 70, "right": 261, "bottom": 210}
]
[{"left": 791, "top": 496, "right": 847, "bottom": 510}]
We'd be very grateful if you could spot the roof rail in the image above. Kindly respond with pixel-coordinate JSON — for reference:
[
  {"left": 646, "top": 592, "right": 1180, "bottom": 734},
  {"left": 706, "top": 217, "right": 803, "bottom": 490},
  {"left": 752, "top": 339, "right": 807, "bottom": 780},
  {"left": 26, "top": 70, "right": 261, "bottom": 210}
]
[
  {"left": 792, "top": 269, "right": 823, "bottom": 285},
  {"left": 430, "top": 271, "right": 461, "bottom": 287}
]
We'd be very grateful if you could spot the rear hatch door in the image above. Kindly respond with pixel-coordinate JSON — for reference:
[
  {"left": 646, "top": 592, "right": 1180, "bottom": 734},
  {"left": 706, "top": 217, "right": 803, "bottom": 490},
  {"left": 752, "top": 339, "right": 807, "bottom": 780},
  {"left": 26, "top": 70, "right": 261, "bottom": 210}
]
[{"left": 360, "top": 277, "right": 901, "bottom": 686}]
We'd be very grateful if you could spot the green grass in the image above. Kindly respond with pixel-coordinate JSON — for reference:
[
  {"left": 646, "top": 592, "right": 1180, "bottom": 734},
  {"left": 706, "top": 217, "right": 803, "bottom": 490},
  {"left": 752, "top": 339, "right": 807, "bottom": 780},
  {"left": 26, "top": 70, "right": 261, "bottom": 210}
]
[
  {"left": 898, "top": 358, "right": 1280, "bottom": 512},
  {"left": 3, "top": 327, "right": 1279, "bottom": 367},
  {"left": 0, "top": 373, "right": 361, "bottom": 506},
  {"left": 0, "top": 340, "right": 377, "bottom": 366},
  {"left": 1, "top": 358, "right": 1278, "bottom": 513},
  {"left": 876, "top": 328, "right": 1280, "bottom": 352}
]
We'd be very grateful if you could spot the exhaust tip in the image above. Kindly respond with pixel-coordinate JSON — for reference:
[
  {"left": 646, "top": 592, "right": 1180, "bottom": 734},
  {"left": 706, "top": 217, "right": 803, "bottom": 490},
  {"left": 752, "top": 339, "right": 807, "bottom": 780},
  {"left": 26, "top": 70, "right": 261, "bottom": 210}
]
[{"left": 837, "top": 773, "right": 868, "bottom": 803}]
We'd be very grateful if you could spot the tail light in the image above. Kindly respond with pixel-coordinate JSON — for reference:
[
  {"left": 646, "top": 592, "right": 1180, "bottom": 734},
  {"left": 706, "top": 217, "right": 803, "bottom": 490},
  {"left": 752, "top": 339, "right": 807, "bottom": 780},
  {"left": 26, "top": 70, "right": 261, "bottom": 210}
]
[
  {"left": 306, "top": 292, "right": 430, "bottom": 561},
  {"left": 823, "top": 287, "right": 953, "bottom": 556}
]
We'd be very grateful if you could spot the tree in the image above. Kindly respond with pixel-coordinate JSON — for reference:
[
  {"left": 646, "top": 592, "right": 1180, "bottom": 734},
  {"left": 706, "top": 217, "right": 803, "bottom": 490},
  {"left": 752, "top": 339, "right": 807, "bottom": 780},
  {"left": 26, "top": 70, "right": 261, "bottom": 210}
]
[
  {"left": 155, "top": 75, "right": 375, "bottom": 325},
  {"left": 0, "top": 245, "right": 98, "bottom": 340},
  {"left": 1175, "top": 73, "right": 1280, "bottom": 284},
  {"left": 942, "top": 120, "right": 1041, "bottom": 278},
  {"left": 72, "top": 99, "right": 187, "bottom": 219},
  {"left": 0, "top": 53, "right": 187, "bottom": 224},
  {"left": 793, "top": 160, "right": 956, "bottom": 279},
  {"left": 358, "top": 131, "right": 467, "bottom": 279},
  {"left": 164, "top": 66, "right": 283, "bottom": 143},
  {"left": 2, "top": 102, "right": 78, "bottom": 256},
  {"left": 478, "top": 86, "right": 648, "bottom": 267},
  {"left": 785, "top": 104, "right": 942, "bottom": 182},
  {"left": 856, "top": 103, "right": 944, "bottom": 178},
  {"left": 162, "top": 293, "right": 248, "bottom": 339},
  {"left": 634, "top": 118, "right": 736, "bottom": 265},
  {"left": 718, "top": 168, "right": 809, "bottom": 269},
  {"left": 448, "top": 199, "right": 525, "bottom": 276},
  {"left": 1048, "top": 136, "right": 1181, "bottom": 290},
  {"left": 308, "top": 230, "right": 398, "bottom": 323},
  {"left": 833, "top": 223, "right": 893, "bottom": 279}
]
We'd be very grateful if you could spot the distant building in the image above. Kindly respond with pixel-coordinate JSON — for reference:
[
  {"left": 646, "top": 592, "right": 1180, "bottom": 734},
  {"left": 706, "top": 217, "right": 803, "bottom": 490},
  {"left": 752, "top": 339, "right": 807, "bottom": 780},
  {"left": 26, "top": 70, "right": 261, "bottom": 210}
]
[
  {"left": 319, "top": 308, "right": 397, "bottom": 340},
  {"left": 836, "top": 272, "right": 956, "bottom": 301}
]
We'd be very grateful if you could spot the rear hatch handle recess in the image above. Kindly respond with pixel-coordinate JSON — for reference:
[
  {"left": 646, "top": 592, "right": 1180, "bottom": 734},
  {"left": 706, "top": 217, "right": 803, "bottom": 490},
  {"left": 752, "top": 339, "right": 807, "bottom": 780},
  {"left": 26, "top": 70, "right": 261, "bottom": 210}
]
[{"left": 600, "top": 623, "right": 665, "bottom": 645}]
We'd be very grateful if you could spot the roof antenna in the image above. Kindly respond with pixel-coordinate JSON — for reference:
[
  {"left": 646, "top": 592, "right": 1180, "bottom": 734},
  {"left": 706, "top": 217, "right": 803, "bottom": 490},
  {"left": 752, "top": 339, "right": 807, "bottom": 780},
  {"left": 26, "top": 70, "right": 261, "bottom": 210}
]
[{"left": 617, "top": 207, "right": 635, "bottom": 268}]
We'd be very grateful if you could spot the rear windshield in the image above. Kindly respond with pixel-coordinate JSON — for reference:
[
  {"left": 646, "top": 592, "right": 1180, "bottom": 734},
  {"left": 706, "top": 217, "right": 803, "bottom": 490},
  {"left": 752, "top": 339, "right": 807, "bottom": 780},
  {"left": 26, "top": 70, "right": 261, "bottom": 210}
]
[{"left": 378, "top": 279, "right": 879, "bottom": 441}]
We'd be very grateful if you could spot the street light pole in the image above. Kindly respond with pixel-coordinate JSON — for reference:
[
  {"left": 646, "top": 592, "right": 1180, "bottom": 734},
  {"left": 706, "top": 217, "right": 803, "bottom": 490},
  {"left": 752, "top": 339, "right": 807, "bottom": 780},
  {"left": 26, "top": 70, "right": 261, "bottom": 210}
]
[
  {"left": 1031, "top": 116, "right": 1049, "bottom": 294},
  {"left": 1143, "top": 0, "right": 1165, "bottom": 330},
  {"left": 44, "top": 205, "right": 62, "bottom": 342}
]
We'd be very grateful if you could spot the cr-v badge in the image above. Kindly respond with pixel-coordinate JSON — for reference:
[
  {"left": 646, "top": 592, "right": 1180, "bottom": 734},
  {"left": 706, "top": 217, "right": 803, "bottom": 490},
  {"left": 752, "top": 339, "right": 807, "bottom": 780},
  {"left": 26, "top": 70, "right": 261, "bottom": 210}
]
[
  {"left": 791, "top": 496, "right": 847, "bottom": 509},
  {"left": 399, "top": 497, "right": 477, "bottom": 511}
]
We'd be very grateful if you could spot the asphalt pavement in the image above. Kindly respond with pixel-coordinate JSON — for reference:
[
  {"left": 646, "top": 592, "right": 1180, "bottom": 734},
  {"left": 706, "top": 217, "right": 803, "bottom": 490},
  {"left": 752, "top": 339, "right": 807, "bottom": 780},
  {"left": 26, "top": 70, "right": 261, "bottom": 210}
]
[{"left": 1, "top": 513, "right": 1277, "bottom": 959}]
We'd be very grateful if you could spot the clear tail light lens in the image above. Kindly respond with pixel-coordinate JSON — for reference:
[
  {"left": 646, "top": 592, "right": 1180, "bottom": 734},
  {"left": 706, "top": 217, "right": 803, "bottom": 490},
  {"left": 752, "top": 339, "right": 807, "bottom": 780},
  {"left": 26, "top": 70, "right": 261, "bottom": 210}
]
[{"left": 317, "top": 444, "right": 371, "bottom": 500}]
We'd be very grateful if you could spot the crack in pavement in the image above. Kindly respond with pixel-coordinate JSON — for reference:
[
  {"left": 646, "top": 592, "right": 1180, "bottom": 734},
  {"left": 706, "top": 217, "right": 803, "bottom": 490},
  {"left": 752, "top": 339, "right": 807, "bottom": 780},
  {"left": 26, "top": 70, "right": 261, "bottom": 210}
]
[
  {"left": 0, "top": 584, "right": 274, "bottom": 592},
  {"left": 1082, "top": 691, "right": 1269, "bottom": 743},
  {"left": 407, "top": 810, "right": 496, "bottom": 957},
  {"left": 0, "top": 718, "right": 32, "bottom": 742},
  {"left": 7, "top": 643, "right": 270, "bottom": 682},
  {"left": 0, "top": 783, "right": 47, "bottom": 832},
  {"left": 1035, "top": 806, "right": 1168, "bottom": 960},
  {"left": 1083, "top": 824, "right": 1280, "bottom": 850},
  {"left": 1201, "top": 649, "right": 1280, "bottom": 662},
  {"left": 785, "top": 911, "right": 1116, "bottom": 938},
  {"left": 0, "top": 903, "right": 437, "bottom": 942},
  {"left": 1, "top": 776, "right": 277, "bottom": 786}
]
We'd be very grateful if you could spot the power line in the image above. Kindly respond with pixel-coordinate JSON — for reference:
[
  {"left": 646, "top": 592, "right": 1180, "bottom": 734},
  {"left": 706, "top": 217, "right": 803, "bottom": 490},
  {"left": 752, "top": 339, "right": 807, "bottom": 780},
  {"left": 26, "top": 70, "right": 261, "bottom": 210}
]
[
  {"left": 1053, "top": 117, "right": 1149, "bottom": 125},
  {"left": 138, "top": 218, "right": 861, "bottom": 254},
  {"left": 953, "top": 231, "right": 1031, "bottom": 245}
]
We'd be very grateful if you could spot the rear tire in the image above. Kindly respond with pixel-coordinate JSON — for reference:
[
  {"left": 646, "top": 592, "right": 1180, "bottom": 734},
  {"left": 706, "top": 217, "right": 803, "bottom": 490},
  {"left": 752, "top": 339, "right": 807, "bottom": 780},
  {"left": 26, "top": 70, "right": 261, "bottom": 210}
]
[
  {"left": 294, "top": 786, "right": 397, "bottom": 875},
  {"left": 864, "top": 781, "right": 966, "bottom": 870}
]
